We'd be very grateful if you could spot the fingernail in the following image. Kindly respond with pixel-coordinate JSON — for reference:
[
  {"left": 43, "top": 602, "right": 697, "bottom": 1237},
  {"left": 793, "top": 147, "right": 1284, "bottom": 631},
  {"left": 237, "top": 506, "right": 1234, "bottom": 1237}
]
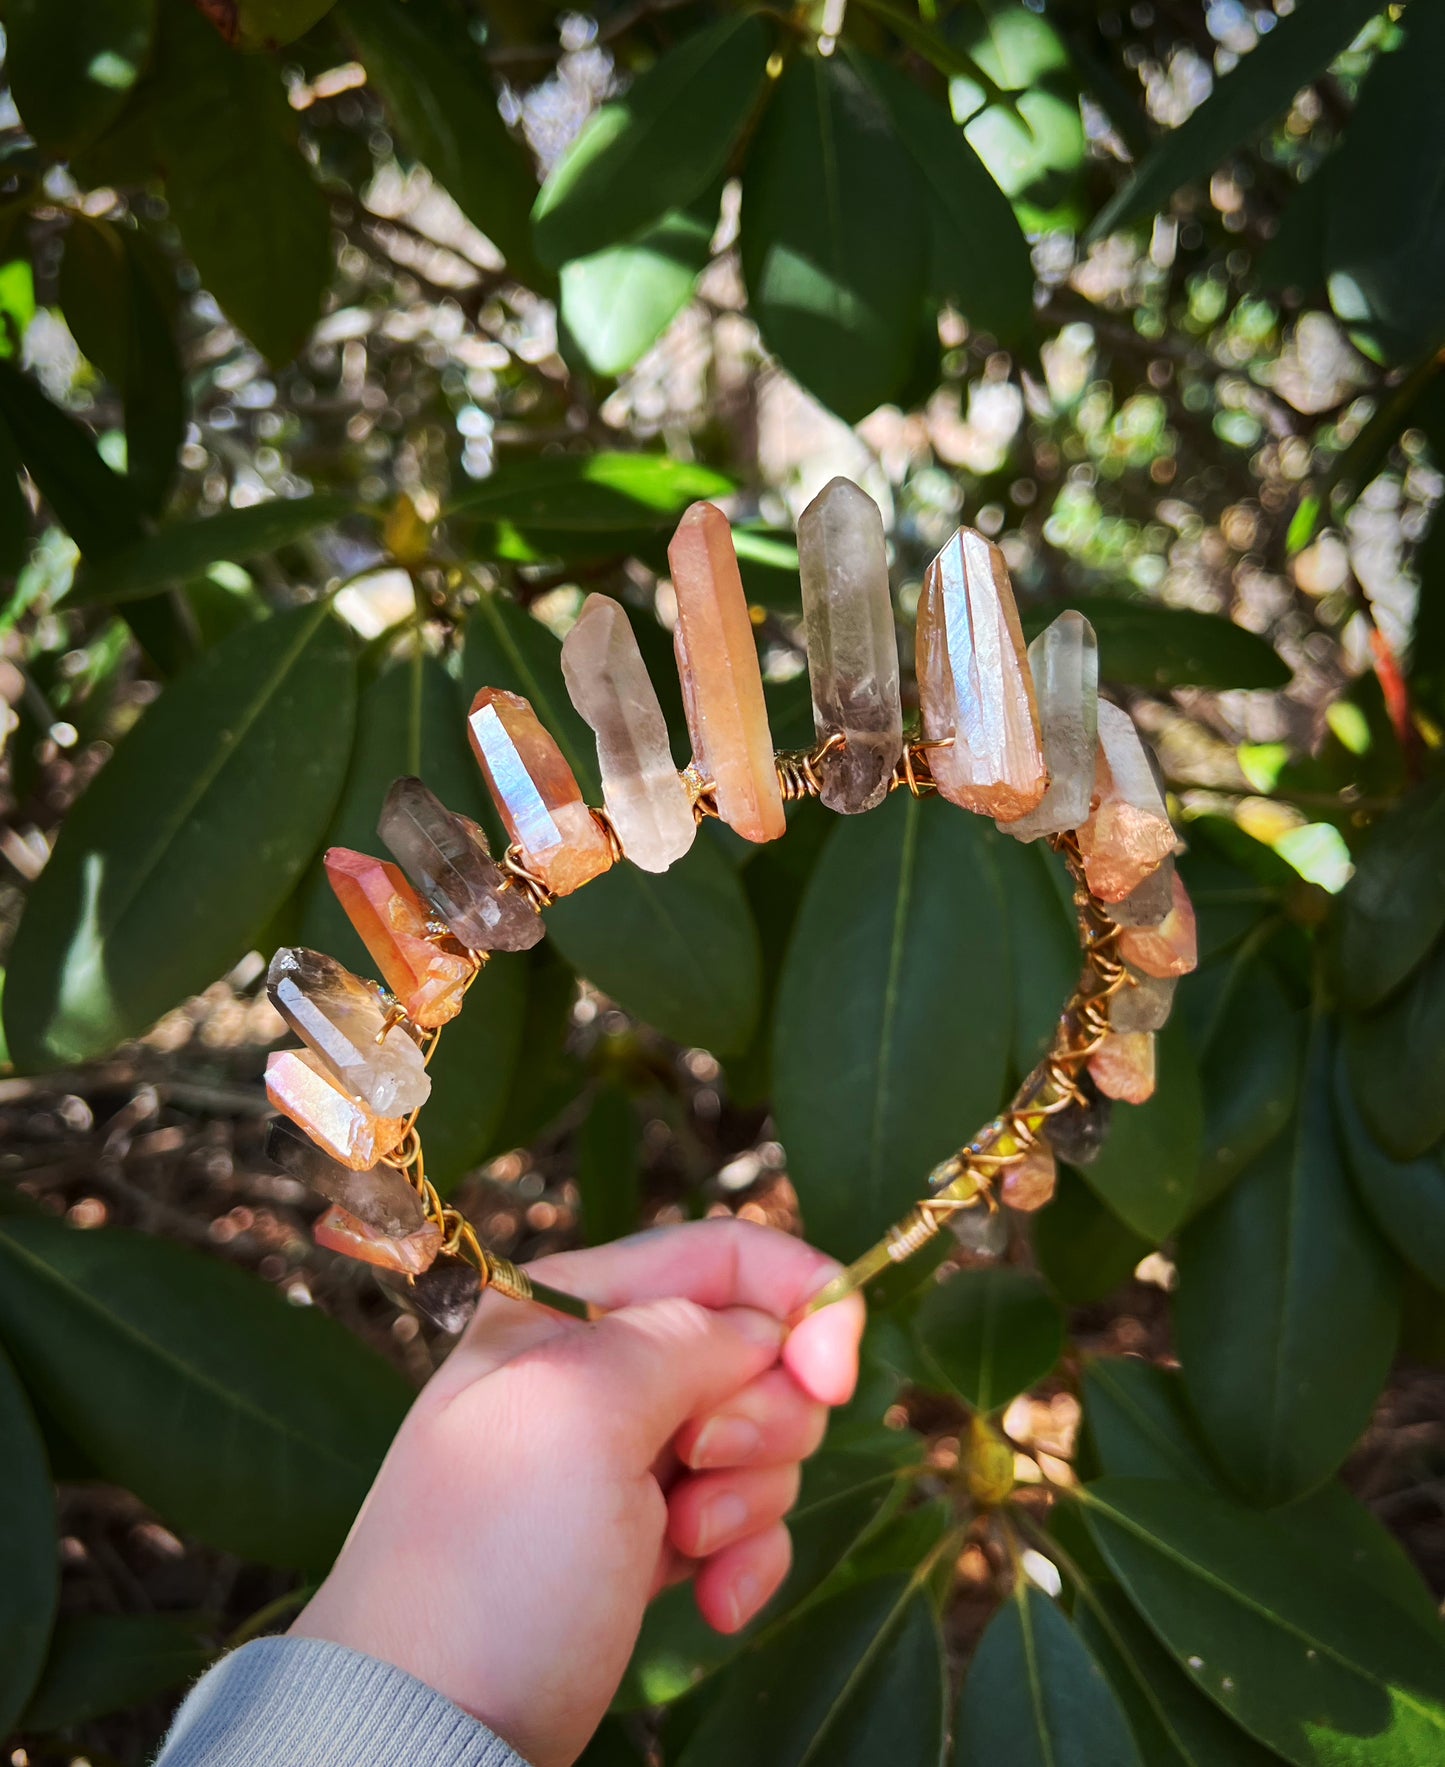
[
  {"left": 691, "top": 1415, "right": 763, "bottom": 1469},
  {"left": 697, "top": 1490, "right": 749, "bottom": 1554},
  {"left": 728, "top": 1570, "right": 761, "bottom": 1631},
  {"left": 727, "top": 1307, "right": 784, "bottom": 1349}
]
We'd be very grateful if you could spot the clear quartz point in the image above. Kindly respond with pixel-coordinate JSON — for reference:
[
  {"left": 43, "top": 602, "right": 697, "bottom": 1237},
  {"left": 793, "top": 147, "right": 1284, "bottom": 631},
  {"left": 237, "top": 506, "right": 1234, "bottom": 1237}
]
[
  {"left": 266, "top": 947, "right": 431, "bottom": 1117},
  {"left": 379, "top": 777, "right": 543, "bottom": 953},
  {"left": 998, "top": 611, "right": 1098, "bottom": 840},
  {"left": 561, "top": 593, "right": 696, "bottom": 872},
  {"left": 314, "top": 1204, "right": 442, "bottom": 1276},
  {"left": 1079, "top": 701, "right": 1177, "bottom": 902},
  {"left": 264, "top": 1117, "right": 430, "bottom": 1236},
  {"left": 797, "top": 477, "right": 903, "bottom": 813}
]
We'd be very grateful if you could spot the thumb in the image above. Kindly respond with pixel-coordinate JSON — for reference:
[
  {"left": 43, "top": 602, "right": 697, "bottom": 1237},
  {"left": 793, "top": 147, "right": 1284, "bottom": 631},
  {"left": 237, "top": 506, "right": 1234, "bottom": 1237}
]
[{"left": 568, "top": 1297, "right": 784, "bottom": 1470}]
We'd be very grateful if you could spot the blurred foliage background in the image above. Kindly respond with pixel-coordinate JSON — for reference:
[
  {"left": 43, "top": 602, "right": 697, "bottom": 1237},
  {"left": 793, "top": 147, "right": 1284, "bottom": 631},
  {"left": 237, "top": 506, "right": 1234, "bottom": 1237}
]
[{"left": 2, "top": 0, "right": 1445, "bottom": 1762}]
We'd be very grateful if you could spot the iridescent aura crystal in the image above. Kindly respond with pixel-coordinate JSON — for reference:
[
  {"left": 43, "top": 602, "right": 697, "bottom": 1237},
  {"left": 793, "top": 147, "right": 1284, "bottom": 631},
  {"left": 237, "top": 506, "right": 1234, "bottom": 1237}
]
[
  {"left": 797, "top": 477, "right": 903, "bottom": 813},
  {"left": 467, "top": 686, "right": 613, "bottom": 895},
  {"left": 916, "top": 528, "right": 1047, "bottom": 818},
  {"left": 324, "top": 847, "right": 473, "bottom": 1028},
  {"left": 267, "top": 947, "right": 430, "bottom": 1116},
  {"left": 313, "top": 1205, "right": 443, "bottom": 1276},
  {"left": 1078, "top": 701, "right": 1178, "bottom": 902},
  {"left": 379, "top": 777, "right": 543, "bottom": 953},
  {"left": 1089, "top": 1031, "right": 1158, "bottom": 1104},
  {"left": 264, "top": 1117, "right": 430, "bottom": 1236},
  {"left": 668, "top": 502, "right": 785, "bottom": 843},
  {"left": 265, "top": 1049, "right": 408, "bottom": 1170},
  {"left": 1109, "top": 967, "right": 1177, "bottom": 1033},
  {"left": 1118, "top": 871, "right": 1198, "bottom": 978},
  {"left": 1000, "top": 1142, "right": 1058, "bottom": 1212},
  {"left": 999, "top": 612, "right": 1098, "bottom": 840},
  {"left": 561, "top": 593, "right": 696, "bottom": 872}
]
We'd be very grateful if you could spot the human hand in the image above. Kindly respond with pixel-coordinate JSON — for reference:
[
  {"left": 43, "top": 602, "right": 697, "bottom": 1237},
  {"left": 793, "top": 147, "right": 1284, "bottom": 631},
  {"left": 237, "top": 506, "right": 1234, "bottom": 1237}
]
[{"left": 291, "top": 1219, "right": 865, "bottom": 1767}]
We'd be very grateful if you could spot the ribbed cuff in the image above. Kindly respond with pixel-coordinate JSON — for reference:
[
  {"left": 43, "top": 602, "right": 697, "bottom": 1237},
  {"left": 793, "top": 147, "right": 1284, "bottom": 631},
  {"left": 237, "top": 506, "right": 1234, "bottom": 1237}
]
[{"left": 154, "top": 1635, "right": 529, "bottom": 1767}]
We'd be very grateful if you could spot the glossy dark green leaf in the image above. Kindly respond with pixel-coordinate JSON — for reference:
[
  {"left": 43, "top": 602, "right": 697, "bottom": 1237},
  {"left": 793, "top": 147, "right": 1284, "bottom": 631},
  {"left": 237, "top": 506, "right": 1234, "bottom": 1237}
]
[
  {"left": 1023, "top": 601, "right": 1290, "bottom": 692},
  {"left": 228, "top": 0, "right": 340, "bottom": 51},
  {"left": 339, "top": 0, "right": 543, "bottom": 286},
  {"left": 420, "top": 952, "right": 528, "bottom": 1194},
  {"left": 7, "top": 0, "right": 155, "bottom": 157},
  {"left": 1080, "top": 1017, "right": 1203, "bottom": 1243},
  {"left": 1324, "top": 6, "right": 1445, "bottom": 364},
  {"left": 855, "top": 51, "right": 1034, "bottom": 356},
  {"left": 22, "top": 1613, "right": 213, "bottom": 1732},
  {"left": 740, "top": 55, "right": 928, "bottom": 423},
  {"left": 561, "top": 194, "right": 717, "bottom": 378},
  {"left": 0, "top": 412, "right": 29, "bottom": 579},
  {"left": 1176, "top": 1027, "right": 1400, "bottom": 1506},
  {"left": 0, "top": 1342, "right": 57, "bottom": 1737},
  {"left": 0, "top": 1218, "right": 409, "bottom": 1570},
  {"left": 449, "top": 451, "right": 731, "bottom": 533},
  {"left": 1344, "top": 937, "right": 1445, "bottom": 1161},
  {"left": 578, "top": 1081, "right": 641, "bottom": 1247},
  {"left": 1083, "top": 1478, "right": 1445, "bottom": 1767},
  {"left": 1089, "top": 0, "right": 1381, "bottom": 240},
  {"left": 1338, "top": 1048, "right": 1445, "bottom": 1293},
  {"left": 462, "top": 593, "right": 760, "bottom": 1053},
  {"left": 774, "top": 792, "right": 1011, "bottom": 1261},
  {"left": 676, "top": 1576, "right": 946, "bottom": 1767},
  {"left": 617, "top": 1448, "right": 902, "bottom": 1709},
  {"left": 3, "top": 603, "right": 355, "bottom": 1069},
  {"left": 914, "top": 1267, "right": 1064, "bottom": 1413},
  {"left": 150, "top": 4, "right": 331, "bottom": 364},
  {"left": 532, "top": 15, "right": 769, "bottom": 269},
  {"left": 1193, "top": 957, "right": 1302, "bottom": 1214},
  {"left": 1334, "top": 776, "right": 1445, "bottom": 1013},
  {"left": 996, "top": 835, "right": 1078, "bottom": 1077},
  {"left": 955, "top": 1583, "right": 1141, "bottom": 1767},
  {"left": 489, "top": 946, "right": 583, "bottom": 1150},
  {"left": 75, "top": 496, "right": 354, "bottom": 606},
  {"left": 1034, "top": 1167, "right": 1151, "bottom": 1306}
]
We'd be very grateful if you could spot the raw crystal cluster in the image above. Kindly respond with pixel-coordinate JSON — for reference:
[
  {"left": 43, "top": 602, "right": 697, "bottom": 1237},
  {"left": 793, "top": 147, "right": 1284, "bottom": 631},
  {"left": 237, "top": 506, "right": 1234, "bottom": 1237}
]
[
  {"left": 562, "top": 593, "right": 696, "bottom": 872},
  {"left": 468, "top": 686, "right": 614, "bottom": 894},
  {"left": 380, "top": 777, "right": 543, "bottom": 953},
  {"left": 324, "top": 846, "right": 473, "bottom": 1028},
  {"left": 267, "top": 948, "right": 430, "bottom": 1117},
  {"left": 797, "top": 478, "right": 903, "bottom": 813}
]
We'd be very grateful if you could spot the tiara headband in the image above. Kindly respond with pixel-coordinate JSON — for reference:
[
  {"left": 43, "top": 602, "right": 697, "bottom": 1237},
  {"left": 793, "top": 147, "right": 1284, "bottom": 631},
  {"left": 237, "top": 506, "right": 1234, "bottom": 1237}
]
[{"left": 262, "top": 478, "right": 1197, "bottom": 1330}]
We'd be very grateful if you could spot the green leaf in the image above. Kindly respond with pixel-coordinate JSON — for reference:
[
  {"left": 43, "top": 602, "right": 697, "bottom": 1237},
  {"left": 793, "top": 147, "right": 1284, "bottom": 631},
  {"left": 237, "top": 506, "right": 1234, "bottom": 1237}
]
[
  {"left": 1022, "top": 601, "right": 1290, "bottom": 692},
  {"left": 0, "top": 1218, "right": 409, "bottom": 1570},
  {"left": 0, "top": 360, "right": 144, "bottom": 559},
  {"left": 75, "top": 496, "right": 354, "bottom": 606},
  {"left": 617, "top": 1448, "right": 902, "bottom": 1709},
  {"left": 996, "top": 835, "right": 1078, "bottom": 1078},
  {"left": 462, "top": 593, "right": 761, "bottom": 1053},
  {"left": 1344, "top": 937, "right": 1445, "bottom": 1161},
  {"left": 0, "top": 1342, "right": 57, "bottom": 1737},
  {"left": 1089, "top": 0, "right": 1382, "bottom": 240},
  {"left": 0, "top": 412, "right": 30, "bottom": 580},
  {"left": 1083, "top": 1477, "right": 1445, "bottom": 1767},
  {"left": 532, "top": 14, "right": 769, "bottom": 270},
  {"left": 740, "top": 55, "right": 929, "bottom": 423},
  {"left": 6, "top": 0, "right": 154, "bottom": 157},
  {"left": 1034, "top": 1167, "right": 1151, "bottom": 1306},
  {"left": 1193, "top": 956, "right": 1302, "bottom": 1213},
  {"left": 1334, "top": 775, "right": 1445, "bottom": 1013},
  {"left": 228, "top": 0, "right": 340, "bottom": 51},
  {"left": 489, "top": 946, "right": 582, "bottom": 1150},
  {"left": 338, "top": 0, "right": 544, "bottom": 286},
  {"left": 22, "top": 1613, "right": 213, "bottom": 1732},
  {"left": 1080, "top": 1016, "right": 1203, "bottom": 1242},
  {"left": 914, "top": 1267, "right": 1063, "bottom": 1414},
  {"left": 449, "top": 450, "right": 732, "bottom": 533},
  {"left": 578, "top": 1081, "right": 642, "bottom": 1247},
  {"left": 150, "top": 4, "right": 331, "bottom": 364},
  {"left": 1176, "top": 1026, "right": 1400, "bottom": 1506},
  {"left": 955, "top": 1584, "right": 1141, "bottom": 1767},
  {"left": 3, "top": 603, "right": 355, "bottom": 1069},
  {"left": 1324, "top": 5, "right": 1445, "bottom": 364},
  {"left": 676, "top": 1576, "right": 946, "bottom": 1767},
  {"left": 1338, "top": 1049, "right": 1445, "bottom": 1294},
  {"left": 421, "top": 953, "right": 528, "bottom": 1194},
  {"left": 774, "top": 793, "right": 1011, "bottom": 1262},
  {"left": 561, "top": 193, "right": 718, "bottom": 378},
  {"left": 853, "top": 51, "right": 1034, "bottom": 357}
]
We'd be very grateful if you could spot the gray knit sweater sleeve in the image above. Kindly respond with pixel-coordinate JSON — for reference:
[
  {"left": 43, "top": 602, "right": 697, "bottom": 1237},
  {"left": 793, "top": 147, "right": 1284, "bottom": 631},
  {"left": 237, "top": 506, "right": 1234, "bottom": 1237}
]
[{"left": 153, "top": 1636, "right": 530, "bottom": 1767}]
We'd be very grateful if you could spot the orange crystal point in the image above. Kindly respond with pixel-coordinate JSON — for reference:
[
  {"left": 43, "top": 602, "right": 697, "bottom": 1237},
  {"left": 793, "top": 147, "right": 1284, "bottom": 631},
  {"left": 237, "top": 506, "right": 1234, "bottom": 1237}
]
[
  {"left": 313, "top": 1204, "right": 443, "bottom": 1276},
  {"left": 1000, "top": 1142, "right": 1057, "bottom": 1212},
  {"left": 1088, "top": 1031, "right": 1157, "bottom": 1104},
  {"left": 323, "top": 847, "right": 472, "bottom": 1028},
  {"left": 467, "top": 687, "right": 613, "bottom": 896},
  {"left": 668, "top": 501, "right": 785, "bottom": 844},
  {"left": 916, "top": 528, "right": 1047, "bottom": 819},
  {"left": 1117, "top": 871, "right": 1198, "bottom": 978},
  {"left": 1078, "top": 701, "right": 1178, "bottom": 902},
  {"left": 265, "top": 1049, "right": 408, "bottom": 1171}
]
